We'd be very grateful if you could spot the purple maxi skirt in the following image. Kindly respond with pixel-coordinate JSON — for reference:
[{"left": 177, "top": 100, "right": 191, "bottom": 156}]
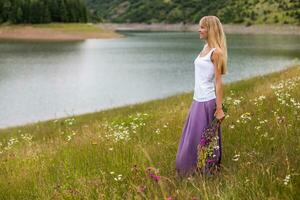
[{"left": 175, "top": 98, "right": 222, "bottom": 177}]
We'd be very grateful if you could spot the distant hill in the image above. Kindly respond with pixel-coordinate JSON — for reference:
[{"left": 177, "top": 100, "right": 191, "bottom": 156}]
[{"left": 86, "top": 0, "right": 300, "bottom": 25}]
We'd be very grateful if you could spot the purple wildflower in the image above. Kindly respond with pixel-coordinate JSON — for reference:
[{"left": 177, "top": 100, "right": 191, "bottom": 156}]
[
  {"left": 149, "top": 173, "right": 161, "bottom": 182},
  {"left": 145, "top": 167, "right": 161, "bottom": 182},
  {"left": 199, "top": 138, "right": 206, "bottom": 145}
]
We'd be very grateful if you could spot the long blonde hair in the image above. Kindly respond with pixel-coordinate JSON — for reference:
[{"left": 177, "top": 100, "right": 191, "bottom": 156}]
[{"left": 200, "top": 16, "right": 228, "bottom": 75}]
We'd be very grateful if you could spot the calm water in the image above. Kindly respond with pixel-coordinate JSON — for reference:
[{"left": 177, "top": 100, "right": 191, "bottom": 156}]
[{"left": 0, "top": 31, "right": 299, "bottom": 129}]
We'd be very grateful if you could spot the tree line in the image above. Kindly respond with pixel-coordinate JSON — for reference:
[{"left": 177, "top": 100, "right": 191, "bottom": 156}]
[{"left": 0, "top": 0, "right": 88, "bottom": 24}]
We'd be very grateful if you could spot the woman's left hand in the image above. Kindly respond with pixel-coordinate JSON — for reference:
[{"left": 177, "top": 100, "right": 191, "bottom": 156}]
[{"left": 214, "top": 108, "right": 225, "bottom": 122}]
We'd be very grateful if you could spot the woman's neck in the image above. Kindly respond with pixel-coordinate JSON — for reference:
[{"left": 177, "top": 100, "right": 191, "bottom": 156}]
[{"left": 205, "top": 42, "right": 211, "bottom": 48}]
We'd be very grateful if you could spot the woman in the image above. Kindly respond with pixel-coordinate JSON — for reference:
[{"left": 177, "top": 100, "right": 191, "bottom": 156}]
[{"left": 175, "top": 15, "right": 228, "bottom": 177}]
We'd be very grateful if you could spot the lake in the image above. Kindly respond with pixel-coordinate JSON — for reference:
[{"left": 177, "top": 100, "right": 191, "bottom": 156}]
[{"left": 0, "top": 31, "right": 299, "bottom": 129}]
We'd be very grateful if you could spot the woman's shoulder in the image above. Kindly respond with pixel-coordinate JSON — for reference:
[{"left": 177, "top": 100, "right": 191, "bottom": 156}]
[
  {"left": 212, "top": 47, "right": 223, "bottom": 56},
  {"left": 211, "top": 48, "right": 222, "bottom": 62}
]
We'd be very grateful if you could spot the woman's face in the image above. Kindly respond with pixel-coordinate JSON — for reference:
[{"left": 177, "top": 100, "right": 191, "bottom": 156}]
[{"left": 198, "top": 20, "right": 208, "bottom": 40}]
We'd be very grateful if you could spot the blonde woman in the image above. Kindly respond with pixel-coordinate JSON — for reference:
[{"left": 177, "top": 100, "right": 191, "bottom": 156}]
[{"left": 176, "top": 16, "right": 228, "bottom": 177}]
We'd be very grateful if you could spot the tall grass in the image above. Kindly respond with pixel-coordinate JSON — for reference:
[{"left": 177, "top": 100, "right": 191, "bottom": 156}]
[{"left": 0, "top": 65, "right": 299, "bottom": 199}]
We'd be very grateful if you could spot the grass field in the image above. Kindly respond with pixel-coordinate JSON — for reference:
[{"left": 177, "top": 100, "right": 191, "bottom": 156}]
[
  {"left": 0, "top": 64, "right": 299, "bottom": 199},
  {"left": 31, "top": 23, "right": 109, "bottom": 32}
]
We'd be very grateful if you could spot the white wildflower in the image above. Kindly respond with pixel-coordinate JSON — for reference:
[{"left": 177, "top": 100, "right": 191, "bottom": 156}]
[
  {"left": 283, "top": 174, "right": 291, "bottom": 185},
  {"left": 155, "top": 128, "right": 161, "bottom": 135},
  {"left": 233, "top": 99, "right": 241, "bottom": 105},
  {"left": 232, "top": 154, "right": 240, "bottom": 161},
  {"left": 240, "top": 112, "right": 251, "bottom": 123},
  {"left": 258, "top": 95, "right": 266, "bottom": 100},
  {"left": 67, "top": 135, "right": 72, "bottom": 141},
  {"left": 254, "top": 126, "right": 261, "bottom": 130}
]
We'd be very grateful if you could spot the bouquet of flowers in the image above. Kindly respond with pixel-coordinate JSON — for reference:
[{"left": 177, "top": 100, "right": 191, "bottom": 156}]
[{"left": 197, "top": 103, "right": 227, "bottom": 175}]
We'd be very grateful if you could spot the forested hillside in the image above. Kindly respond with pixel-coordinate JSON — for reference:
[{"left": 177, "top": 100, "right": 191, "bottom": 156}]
[
  {"left": 86, "top": 0, "right": 300, "bottom": 25},
  {"left": 1, "top": 0, "right": 299, "bottom": 25},
  {"left": 0, "top": 0, "right": 88, "bottom": 24}
]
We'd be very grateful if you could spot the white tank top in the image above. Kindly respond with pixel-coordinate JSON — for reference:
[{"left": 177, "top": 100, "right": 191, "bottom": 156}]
[{"left": 193, "top": 44, "right": 216, "bottom": 102}]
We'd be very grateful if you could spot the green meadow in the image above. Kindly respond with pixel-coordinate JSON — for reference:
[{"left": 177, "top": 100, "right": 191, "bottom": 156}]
[
  {"left": 0, "top": 64, "right": 299, "bottom": 200},
  {"left": 0, "top": 23, "right": 106, "bottom": 32},
  {"left": 31, "top": 23, "right": 108, "bottom": 33}
]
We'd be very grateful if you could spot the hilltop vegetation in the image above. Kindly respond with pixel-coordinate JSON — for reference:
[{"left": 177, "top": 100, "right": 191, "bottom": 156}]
[{"left": 86, "top": 0, "right": 300, "bottom": 25}]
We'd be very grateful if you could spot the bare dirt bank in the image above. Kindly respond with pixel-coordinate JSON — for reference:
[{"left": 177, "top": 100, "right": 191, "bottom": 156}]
[
  {"left": 0, "top": 24, "right": 123, "bottom": 41},
  {"left": 98, "top": 23, "right": 300, "bottom": 35}
]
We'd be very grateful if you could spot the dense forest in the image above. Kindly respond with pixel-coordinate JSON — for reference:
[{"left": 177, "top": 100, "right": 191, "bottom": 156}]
[
  {"left": 86, "top": 0, "right": 300, "bottom": 25},
  {"left": 0, "top": 0, "right": 88, "bottom": 24}
]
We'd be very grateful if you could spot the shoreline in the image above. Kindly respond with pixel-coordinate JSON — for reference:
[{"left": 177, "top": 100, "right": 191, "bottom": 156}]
[
  {"left": 0, "top": 23, "right": 124, "bottom": 41},
  {"left": 98, "top": 23, "right": 300, "bottom": 35},
  {"left": 0, "top": 23, "right": 298, "bottom": 41}
]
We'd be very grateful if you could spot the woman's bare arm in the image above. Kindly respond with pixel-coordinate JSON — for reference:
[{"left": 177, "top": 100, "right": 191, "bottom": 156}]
[{"left": 211, "top": 49, "right": 223, "bottom": 110}]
